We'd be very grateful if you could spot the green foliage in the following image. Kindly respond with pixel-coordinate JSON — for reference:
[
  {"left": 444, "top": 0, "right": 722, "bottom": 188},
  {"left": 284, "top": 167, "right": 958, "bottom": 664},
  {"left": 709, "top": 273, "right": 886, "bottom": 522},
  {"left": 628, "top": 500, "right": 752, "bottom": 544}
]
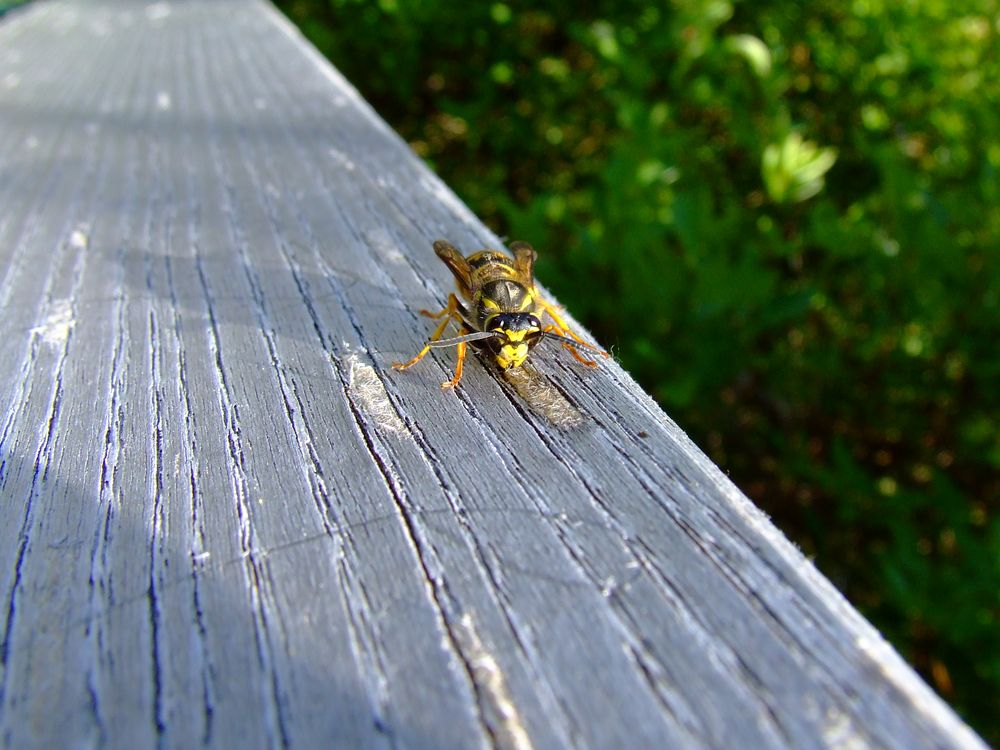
[
  {"left": 762, "top": 132, "right": 838, "bottom": 203},
  {"left": 0, "top": 0, "right": 28, "bottom": 14},
  {"left": 280, "top": 0, "right": 1000, "bottom": 738}
]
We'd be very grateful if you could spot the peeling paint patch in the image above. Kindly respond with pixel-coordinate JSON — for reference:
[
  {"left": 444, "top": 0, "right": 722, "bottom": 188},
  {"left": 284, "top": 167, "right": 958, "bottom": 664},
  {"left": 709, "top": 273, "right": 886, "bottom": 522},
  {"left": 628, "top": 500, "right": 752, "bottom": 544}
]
[
  {"left": 31, "top": 300, "right": 75, "bottom": 347},
  {"left": 455, "top": 613, "right": 534, "bottom": 750},
  {"left": 346, "top": 354, "right": 407, "bottom": 436}
]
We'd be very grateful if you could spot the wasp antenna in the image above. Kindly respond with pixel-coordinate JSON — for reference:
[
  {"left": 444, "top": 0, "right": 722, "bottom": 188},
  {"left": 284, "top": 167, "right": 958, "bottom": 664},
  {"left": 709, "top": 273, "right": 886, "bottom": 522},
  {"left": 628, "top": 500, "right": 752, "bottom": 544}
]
[
  {"left": 539, "top": 331, "right": 595, "bottom": 350},
  {"left": 428, "top": 330, "right": 500, "bottom": 348}
]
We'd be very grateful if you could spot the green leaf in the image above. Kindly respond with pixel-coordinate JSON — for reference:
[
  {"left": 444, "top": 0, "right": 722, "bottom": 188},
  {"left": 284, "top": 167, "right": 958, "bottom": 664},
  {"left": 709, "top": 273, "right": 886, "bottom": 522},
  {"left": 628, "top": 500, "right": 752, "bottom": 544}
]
[{"left": 725, "top": 34, "right": 772, "bottom": 77}]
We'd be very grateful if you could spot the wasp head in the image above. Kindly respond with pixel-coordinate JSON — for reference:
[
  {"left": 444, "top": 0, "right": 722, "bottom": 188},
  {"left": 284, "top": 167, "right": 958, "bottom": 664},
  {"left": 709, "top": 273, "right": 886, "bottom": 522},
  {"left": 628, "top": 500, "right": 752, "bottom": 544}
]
[{"left": 484, "top": 313, "right": 542, "bottom": 370}]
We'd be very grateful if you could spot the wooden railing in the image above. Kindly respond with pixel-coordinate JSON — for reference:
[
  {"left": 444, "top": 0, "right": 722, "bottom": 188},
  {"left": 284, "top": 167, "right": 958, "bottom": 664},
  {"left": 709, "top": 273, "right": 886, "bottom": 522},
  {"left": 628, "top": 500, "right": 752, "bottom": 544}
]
[{"left": 0, "top": 1, "right": 986, "bottom": 747}]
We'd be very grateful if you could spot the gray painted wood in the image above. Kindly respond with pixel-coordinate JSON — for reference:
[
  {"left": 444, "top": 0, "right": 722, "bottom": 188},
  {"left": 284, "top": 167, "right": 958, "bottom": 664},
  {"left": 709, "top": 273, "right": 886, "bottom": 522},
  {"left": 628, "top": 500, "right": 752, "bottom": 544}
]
[{"left": 0, "top": 1, "right": 986, "bottom": 748}]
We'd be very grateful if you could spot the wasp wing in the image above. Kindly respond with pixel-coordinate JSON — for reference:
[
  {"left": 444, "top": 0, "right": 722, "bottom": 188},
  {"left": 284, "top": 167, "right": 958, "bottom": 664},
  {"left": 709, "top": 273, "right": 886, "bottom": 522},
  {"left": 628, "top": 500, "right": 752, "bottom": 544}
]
[
  {"left": 433, "top": 240, "right": 474, "bottom": 298},
  {"left": 508, "top": 241, "right": 537, "bottom": 286}
]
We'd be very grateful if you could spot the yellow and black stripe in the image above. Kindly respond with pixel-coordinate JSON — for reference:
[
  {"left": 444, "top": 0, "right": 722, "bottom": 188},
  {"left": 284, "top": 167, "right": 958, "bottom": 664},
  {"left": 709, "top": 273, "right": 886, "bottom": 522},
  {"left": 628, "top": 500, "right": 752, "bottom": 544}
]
[{"left": 392, "top": 239, "right": 608, "bottom": 388}]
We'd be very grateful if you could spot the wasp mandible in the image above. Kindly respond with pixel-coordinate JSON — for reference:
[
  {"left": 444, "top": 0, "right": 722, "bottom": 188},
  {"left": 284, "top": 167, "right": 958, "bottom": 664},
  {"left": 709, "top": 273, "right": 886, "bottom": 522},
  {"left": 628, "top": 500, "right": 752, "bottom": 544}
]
[{"left": 392, "top": 239, "right": 609, "bottom": 389}]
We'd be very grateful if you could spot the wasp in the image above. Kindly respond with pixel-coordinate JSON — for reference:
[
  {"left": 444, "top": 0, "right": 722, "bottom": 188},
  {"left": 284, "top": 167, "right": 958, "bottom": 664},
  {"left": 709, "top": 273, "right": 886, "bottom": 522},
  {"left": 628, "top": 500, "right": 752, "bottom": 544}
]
[{"left": 392, "top": 239, "right": 609, "bottom": 389}]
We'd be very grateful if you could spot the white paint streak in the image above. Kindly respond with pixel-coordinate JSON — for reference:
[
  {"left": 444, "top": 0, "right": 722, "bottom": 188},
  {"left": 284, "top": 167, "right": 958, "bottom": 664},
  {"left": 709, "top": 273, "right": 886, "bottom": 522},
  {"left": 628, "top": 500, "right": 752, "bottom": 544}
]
[
  {"left": 346, "top": 355, "right": 406, "bottom": 436},
  {"left": 364, "top": 228, "right": 405, "bottom": 264},
  {"left": 31, "top": 300, "right": 75, "bottom": 347},
  {"left": 822, "top": 708, "right": 868, "bottom": 750},
  {"left": 70, "top": 225, "right": 89, "bottom": 249},
  {"left": 456, "top": 613, "right": 534, "bottom": 750},
  {"left": 145, "top": 2, "right": 171, "bottom": 22},
  {"left": 327, "top": 147, "right": 356, "bottom": 172}
]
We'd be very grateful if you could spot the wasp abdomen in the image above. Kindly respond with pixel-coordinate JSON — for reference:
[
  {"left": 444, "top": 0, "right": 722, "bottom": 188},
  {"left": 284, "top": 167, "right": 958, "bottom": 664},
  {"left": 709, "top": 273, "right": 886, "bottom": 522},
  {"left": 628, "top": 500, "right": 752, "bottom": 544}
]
[{"left": 466, "top": 252, "right": 514, "bottom": 272}]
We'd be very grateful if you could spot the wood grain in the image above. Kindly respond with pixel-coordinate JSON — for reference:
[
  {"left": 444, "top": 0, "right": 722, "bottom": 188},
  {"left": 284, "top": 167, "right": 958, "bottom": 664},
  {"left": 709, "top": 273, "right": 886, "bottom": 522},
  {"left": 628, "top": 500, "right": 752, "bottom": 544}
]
[{"left": 0, "top": 1, "right": 986, "bottom": 748}]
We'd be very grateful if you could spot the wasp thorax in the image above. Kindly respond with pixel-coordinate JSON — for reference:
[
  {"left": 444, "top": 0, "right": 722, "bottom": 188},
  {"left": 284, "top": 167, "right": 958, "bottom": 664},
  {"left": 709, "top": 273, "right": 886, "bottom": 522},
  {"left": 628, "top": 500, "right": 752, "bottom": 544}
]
[{"left": 485, "top": 313, "right": 542, "bottom": 369}]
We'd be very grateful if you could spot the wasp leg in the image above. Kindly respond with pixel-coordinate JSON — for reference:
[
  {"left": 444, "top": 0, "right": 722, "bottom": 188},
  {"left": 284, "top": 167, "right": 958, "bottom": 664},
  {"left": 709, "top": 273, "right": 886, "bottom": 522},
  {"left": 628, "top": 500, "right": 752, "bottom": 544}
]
[
  {"left": 441, "top": 341, "right": 467, "bottom": 389},
  {"left": 419, "top": 306, "right": 451, "bottom": 319},
  {"left": 538, "top": 297, "right": 610, "bottom": 365},
  {"left": 392, "top": 294, "right": 464, "bottom": 373}
]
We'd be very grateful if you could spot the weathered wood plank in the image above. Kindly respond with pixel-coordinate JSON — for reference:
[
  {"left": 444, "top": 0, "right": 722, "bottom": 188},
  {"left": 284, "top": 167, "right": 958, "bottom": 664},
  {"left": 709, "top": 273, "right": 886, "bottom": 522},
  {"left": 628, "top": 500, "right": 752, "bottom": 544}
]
[{"left": 0, "top": 1, "right": 987, "bottom": 748}]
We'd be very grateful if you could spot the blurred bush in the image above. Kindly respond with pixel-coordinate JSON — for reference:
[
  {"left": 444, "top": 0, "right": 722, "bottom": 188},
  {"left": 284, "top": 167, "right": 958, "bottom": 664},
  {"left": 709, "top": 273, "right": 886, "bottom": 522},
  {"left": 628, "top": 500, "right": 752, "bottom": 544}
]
[
  {"left": 280, "top": 0, "right": 1000, "bottom": 738},
  {"left": 0, "top": 0, "right": 28, "bottom": 15}
]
